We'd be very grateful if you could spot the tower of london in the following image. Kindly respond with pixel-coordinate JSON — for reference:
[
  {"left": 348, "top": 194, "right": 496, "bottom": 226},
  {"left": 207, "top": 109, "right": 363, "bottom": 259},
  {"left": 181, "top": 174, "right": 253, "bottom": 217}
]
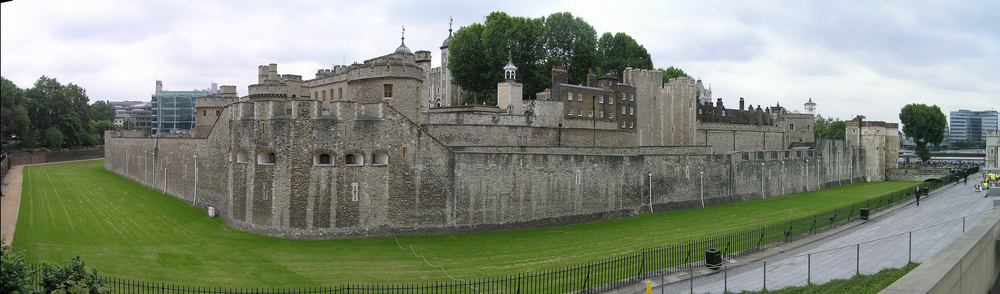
[{"left": 104, "top": 24, "right": 892, "bottom": 239}]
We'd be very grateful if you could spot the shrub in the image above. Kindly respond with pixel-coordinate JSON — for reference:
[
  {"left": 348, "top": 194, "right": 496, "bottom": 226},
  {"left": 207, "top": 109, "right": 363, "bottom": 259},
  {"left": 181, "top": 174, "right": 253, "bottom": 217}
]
[
  {"left": 39, "top": 256, "right": 108, "bottom": 294},
  {"left": 1, "top": 237, "right": 37, "bottom": 294}
]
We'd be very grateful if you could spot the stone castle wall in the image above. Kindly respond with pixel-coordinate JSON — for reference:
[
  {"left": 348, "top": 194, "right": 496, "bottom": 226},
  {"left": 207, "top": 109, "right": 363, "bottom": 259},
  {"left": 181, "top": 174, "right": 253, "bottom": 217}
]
[
  {"left": 695, "top": 123, "right": 787, "bottom": 153},
  {"left": 106, "top": 99, "right": 867, "bottom": 239}
]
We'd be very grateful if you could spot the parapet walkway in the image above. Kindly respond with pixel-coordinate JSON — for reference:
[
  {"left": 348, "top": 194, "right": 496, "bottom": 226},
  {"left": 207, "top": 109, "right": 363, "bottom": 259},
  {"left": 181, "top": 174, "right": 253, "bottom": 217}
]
[{"left": 613, "top": 177, "right": 996, "bottom": 294}]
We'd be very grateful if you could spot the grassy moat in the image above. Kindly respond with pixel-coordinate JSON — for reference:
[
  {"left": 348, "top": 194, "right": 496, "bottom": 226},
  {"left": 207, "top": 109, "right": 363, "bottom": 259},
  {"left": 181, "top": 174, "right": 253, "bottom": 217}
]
[{"left": 13, "top": 159, "right": 920, "bottom": 287}]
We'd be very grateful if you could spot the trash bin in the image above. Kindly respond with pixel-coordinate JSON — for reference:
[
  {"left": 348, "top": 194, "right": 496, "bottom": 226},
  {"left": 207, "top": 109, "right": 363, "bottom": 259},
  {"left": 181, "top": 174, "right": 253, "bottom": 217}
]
[
  {"left": 208, "top": 207, "right": 216, "bottom": 218},
  {"left": 923, "top": 187, "right": 929, "bottom": 196},
  {"left": 860, "top": 207, "right": 869, "bottom": 220},
  {"left": 705, "top": 248, "right": 722, "bottom": 270}
]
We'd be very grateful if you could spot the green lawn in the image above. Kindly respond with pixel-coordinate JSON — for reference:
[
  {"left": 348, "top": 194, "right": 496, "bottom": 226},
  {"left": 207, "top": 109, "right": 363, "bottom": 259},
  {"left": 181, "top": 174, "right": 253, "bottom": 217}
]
[{"left": 12, "top": 160, "right": 920, "bottom": 288}]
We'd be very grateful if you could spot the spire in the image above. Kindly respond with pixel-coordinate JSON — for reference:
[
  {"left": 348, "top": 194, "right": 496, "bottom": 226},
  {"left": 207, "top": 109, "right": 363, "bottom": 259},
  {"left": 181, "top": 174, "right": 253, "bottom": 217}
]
[
  {"left": 441, "top": 16, "right": 455, "bottom": 49},
  {"left": 395, "top": 26, "right": 411, "bottom": 54},
  {"left": 504, "top": 53, "right": 517, "bottom": 81}
]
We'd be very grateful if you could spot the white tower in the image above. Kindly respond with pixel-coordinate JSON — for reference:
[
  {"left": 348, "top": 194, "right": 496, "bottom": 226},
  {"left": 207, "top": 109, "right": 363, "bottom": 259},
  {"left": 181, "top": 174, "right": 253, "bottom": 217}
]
[{"left": 804, "top": 98, "right": 816, "bottom": 114}]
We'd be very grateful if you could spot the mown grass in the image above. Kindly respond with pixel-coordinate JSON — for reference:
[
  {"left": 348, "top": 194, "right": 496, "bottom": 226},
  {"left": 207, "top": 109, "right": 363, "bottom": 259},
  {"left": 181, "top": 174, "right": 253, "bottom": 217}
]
[
  {"left": 12, "top": 160, "right": 920, "bottom": 287},
  {"left": 734, "top": 262, "right": 920, "bottom": 294}
]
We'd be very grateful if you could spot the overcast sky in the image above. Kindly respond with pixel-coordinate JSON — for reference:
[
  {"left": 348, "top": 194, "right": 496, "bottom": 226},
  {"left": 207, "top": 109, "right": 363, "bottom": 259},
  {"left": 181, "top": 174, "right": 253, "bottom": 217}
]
[{"left": 2, "top": 0, "right": 998, "bottom": 124}]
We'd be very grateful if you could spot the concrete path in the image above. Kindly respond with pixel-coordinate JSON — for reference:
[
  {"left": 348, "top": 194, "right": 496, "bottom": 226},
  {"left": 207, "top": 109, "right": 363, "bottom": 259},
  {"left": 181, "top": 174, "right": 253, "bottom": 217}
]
[{"left": 623, "top": 177, "right": 997, "bottom": 294}]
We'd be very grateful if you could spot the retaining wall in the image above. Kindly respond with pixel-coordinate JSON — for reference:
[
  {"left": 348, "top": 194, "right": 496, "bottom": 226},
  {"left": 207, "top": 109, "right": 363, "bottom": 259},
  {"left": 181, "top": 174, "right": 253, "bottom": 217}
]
[{"left": 881, "top": 208, "right": 1000, "bottom": 294}]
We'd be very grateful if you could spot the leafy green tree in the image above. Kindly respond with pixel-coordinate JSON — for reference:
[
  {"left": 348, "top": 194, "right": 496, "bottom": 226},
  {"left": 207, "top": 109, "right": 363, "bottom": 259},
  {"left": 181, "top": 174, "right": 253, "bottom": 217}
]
[
  {"left": 813, "top": 115, "right": 847, "bottom": 140},
  {"left": 540, "top": 12, "right": 599, "bottom": 85},
  {"left": 123, "top": 119, "right": 135, "bottom": 130},
  {"left": 1, "top": 237, "right": 38, "bottom": 294},
  {"left": 91, "top": 101, "right": 116, "bottom": 122},
  {"left": 657, "top": 66, "right": 690, "bottom": 84},
  {"left": 42, "top": 127, "right": 64, "bottom": 149},
  {"left": 25, "top": 76, "right": 93, "bottom": 148},
  {"left": 899, "top": 104, "right": 947, "bottom": 162},
  {"left": 1, "top": 77, "right": 31, "bottom": 146},
  {"left": 597, "top": 32, "right": 653, "bottom": 77},
  {"left": 449, "top": 12, "right": 546, "bottom": 105}
]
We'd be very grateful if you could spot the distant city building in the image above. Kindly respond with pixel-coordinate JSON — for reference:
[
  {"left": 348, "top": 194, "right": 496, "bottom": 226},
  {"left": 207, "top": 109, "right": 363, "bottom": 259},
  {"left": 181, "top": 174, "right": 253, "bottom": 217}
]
[
  {"left": 109, "top": 100, "right": 152, "bottom": 132},
  {"left": 151, "top": 81, "right": 218, "bottom": 135},
  {"left": 949, "top": 110, "right": 999, "bottom": 145}
]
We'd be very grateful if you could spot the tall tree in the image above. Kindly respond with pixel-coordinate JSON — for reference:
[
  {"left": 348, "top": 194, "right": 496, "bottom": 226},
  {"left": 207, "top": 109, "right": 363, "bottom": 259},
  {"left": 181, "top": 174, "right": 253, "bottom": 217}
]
[
  {"left": 24, "top": 76, "right": 93, "bottom": 148},
  {"left": 540, "top": 12, "right": 598, "bottom": 85},
  {"left": 92, "top": 100, "right": 116, "bottom": 122},
  {"left": 597, "top": 32, "right": 653, "bottom": 77},
  {"left": 1, "top": 77, "right": 31, "bottom": 145},
  {"left": 898, "top": 104, "right": 947, "bottom": 162},
  {"left": 657, "top": 66, "right": 690, "bottom": 84},
  {"left": 813, "top": 115, "right": 846, "bottom": 140},
  {"left": 449, "top": 12, "right": 546, "bottom": 105}
]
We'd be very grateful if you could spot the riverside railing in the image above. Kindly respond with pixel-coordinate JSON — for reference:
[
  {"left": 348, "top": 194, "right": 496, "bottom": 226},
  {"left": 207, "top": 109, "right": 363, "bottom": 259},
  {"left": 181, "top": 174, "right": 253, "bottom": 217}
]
[{"left": 18, "top": 173, "right": 968, "bottom": 294}]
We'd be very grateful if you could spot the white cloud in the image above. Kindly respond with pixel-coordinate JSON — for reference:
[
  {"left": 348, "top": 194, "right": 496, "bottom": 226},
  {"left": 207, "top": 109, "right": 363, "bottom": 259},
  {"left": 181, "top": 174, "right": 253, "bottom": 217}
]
[{"left": 2, "top": 0, "right": 997, "bottom": 124}]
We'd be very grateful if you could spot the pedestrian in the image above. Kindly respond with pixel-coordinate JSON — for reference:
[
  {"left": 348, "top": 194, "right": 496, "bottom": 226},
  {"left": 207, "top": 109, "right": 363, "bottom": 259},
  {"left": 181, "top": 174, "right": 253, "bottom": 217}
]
[{"left": 914, "top": 186, "right": 921, "bottom": 206}]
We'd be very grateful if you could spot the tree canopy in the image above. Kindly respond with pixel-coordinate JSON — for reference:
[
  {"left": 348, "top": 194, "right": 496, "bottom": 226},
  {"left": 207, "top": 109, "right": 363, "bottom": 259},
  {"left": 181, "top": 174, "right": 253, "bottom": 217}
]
[
  {"left": 898, "top": 103, "right": 947, "bottom": 162},
  {"left": 813, "top": 115, "right": 846, "bottom": 140},
  {"left": 657, "top": 66, "right": 690, "bottom": 84},
  {"left": 1, "top": 76, "right": 106, "bottom": 151},
  {"left": 447, "top": 12, "right": 658, "bottom": 105}
]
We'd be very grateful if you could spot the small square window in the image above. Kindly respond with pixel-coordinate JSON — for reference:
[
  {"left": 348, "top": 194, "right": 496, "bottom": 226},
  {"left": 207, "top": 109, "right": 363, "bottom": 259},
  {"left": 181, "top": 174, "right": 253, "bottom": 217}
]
[{"left": 383, "top": 84, "right": 394, "bottom": 99}]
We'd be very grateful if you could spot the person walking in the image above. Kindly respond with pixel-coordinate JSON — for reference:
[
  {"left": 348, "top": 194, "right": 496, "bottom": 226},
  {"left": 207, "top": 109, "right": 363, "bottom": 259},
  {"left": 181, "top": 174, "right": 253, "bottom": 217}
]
[{"left": 914, "top": 186, "right": 921, "bottom": 206}]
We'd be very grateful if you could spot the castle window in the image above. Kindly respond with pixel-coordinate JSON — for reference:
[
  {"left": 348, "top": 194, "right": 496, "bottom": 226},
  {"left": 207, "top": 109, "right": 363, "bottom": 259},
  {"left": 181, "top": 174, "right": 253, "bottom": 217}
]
[
  {"left": 609, "top": 111, "right": 613, "bottom": 119},
  {"left": 322, "top": 90, "right": 327, "bottom": 101},
  {"left": 599, "top": 110, "right": 604, "bottom": 118},
  {"left": 567, "top": 107, "right": 573, "bottom": 116},
  {"left": 236, "top": 150, "right": 249, "bottom": 164},
  {"left": 202, "top": 110, "right": 206, "bottom": 116},
  {"left": 373, "top": 152, "right": 389, "bottom": 166},
  {"left": 567, "top": 92, "right": 573, "bottom": 101},
  {"left": 345, "top": 152, "right": 364, "bottom": 166},
  {"left": 313, "top": 152, "right": 334, "bottom": 166},
  {"left": 609, "top": 96, "right": 613, "bottom": 105},
  {"left": 577, "top": 108, "right": 583, "bottom": 116},
  {"left": 338, "top": 87, "right": 343, "bottom": 100},
  {"left": 789, "top": 124, "right": 795, "bottom": 131},
  {"left": 630, "top": 121, "right": 634, "bottom": 129},
  {"left": 622, "top": 93, "right": 626, "bottom": 101},
  {"left": 630, "top": 94, "right": 634, "bottom": 102},
  {"left": 383, "top": 84, "right": 394, "bottom": 99},
  {"left": 599, "top": 95, "right": 604, "bottom": 103},
  {"left": 630, "top": 107, "right": 634, "bottom": 116},
  {"left": 257, "top": 150, "right": 276, "bottom": 166},
  {"left": 622, "top": 121, "right": 626, "bottom": 128},
  {"left": 216, "top": 110, "right": 221, "bottom": 116},
  {"left": 577, "top": 93, "right": 583, "bottom": 101},
  {"left": 588, "top": 109, "right": 594, "bottom": 117}
]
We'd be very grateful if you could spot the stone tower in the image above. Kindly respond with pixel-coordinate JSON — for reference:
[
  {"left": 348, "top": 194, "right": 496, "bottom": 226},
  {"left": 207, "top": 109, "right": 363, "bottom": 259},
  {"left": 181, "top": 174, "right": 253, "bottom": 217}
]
[
  {"left": 440, "top": 17, "right": 458, "bottom": 106},
  {"left": 804, "top": 98, "right": 816, "bottom": 114}
]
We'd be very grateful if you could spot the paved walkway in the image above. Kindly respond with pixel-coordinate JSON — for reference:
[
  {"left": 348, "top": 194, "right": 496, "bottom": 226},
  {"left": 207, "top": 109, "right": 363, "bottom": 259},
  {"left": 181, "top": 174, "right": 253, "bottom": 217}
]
[{"left": 617, "top": 177, "right": 997, "bottom": 294}]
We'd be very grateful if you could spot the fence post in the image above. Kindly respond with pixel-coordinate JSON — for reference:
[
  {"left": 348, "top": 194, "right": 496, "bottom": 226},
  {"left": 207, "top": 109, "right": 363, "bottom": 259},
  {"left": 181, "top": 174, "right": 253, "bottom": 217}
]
[
  {"left": 763, "top": 261, "right": 767, "bottom": 291},
  {"left": 909, "top": 231, "right": 912, "bottom": 263},
  {"left": 856, "top": 243, "right": 860, "bottom": 275},
  {"left": 807, "top": 253, "right": 811, "bottom": 285}
]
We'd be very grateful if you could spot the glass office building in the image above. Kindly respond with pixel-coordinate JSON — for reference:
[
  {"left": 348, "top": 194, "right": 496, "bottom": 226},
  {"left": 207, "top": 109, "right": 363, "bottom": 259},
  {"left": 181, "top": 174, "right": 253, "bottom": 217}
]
[
  {"left": 151, "top": 81, "right": 213, "bottom": 135},
  {"left": 949, "top": 110, "right": 1000, "bottom": 144}
]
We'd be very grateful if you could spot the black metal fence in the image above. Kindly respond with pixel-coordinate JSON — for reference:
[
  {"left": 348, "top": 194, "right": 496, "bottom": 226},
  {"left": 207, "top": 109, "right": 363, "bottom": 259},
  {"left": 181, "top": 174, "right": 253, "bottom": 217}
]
[{"left": 20, "top": 170, "right": 971, "bottom": 294}]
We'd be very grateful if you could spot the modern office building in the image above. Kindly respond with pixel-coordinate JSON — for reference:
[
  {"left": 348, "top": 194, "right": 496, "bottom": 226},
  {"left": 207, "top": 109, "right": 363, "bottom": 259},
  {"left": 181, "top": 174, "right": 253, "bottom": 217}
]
[
  {"left": 151, "top": 81, "right": 217, "bottom": 135},
  {"left": 949, "top": 110, "right": 1000, "bottom": 145}
]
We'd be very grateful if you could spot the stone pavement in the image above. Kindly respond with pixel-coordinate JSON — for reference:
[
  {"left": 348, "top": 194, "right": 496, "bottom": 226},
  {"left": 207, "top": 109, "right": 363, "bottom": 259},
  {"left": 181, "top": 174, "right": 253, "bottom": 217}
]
[{"left": 607, "top": 177, "right": 997, "bottom": 294}]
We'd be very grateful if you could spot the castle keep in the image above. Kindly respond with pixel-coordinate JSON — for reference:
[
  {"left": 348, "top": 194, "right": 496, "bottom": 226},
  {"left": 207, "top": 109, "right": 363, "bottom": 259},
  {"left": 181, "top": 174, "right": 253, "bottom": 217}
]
[{"left": 105, "top": 26, "right": 891, "bottom": 239}]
